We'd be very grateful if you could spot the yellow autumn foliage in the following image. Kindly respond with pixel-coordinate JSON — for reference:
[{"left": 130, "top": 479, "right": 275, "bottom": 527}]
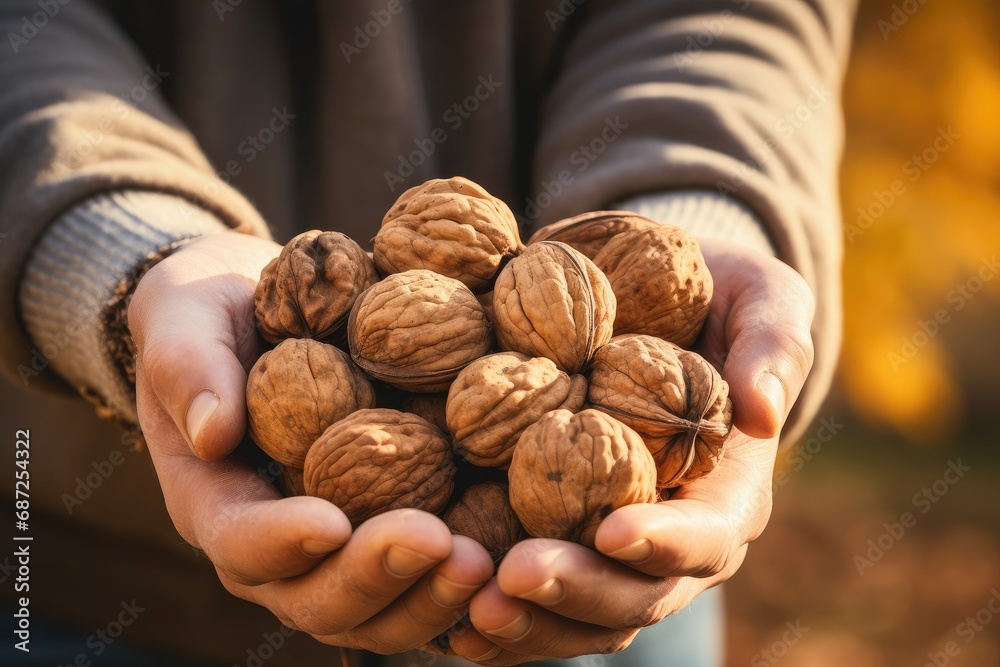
[{"left": 839, "top": 0, "right": 1000, "bottom": 440}]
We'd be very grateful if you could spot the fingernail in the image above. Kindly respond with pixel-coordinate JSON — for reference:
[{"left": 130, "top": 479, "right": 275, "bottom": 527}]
[
  {"left": 606, "top": 538, "right": 654, "bottom": 564},
  {"left": 186, "top": 390, "right": 220, "bottom": 451},
  {"left": 429, "top": 574, "right": 479, "bottom": 607},
  {"left": 482, "top": 611, "right": 532, "bottom": 641},
  {"left": 385, "top": 545, "right": 437, "bottom": 577},
  {"left": 469, "top": 645, "right": 502, "bottom": 661},
  {"left": 300, "top": 539, "right": 339, "bottom": 557},
  {"left": 518, "top": 578, "right": 564, "bottom": 606},
  {"left": 757, "top": 372, "right": 786, "bottom": 421}
]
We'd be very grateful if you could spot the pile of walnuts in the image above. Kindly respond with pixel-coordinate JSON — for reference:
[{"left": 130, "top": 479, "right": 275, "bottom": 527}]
[{"left": 247, "top": 176, "right": 733, "bottom": 563}]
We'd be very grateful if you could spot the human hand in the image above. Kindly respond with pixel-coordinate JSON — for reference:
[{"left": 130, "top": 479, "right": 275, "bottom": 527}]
[
  {"left": 438, "top": 238, "right": 816, "bottom": 664},
  {"left": 128, "top": 230, "right": 493, "bottom": 653}
]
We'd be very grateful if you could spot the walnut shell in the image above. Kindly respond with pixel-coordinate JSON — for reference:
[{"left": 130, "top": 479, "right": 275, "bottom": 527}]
[
  {"left": 400, "top": 393, "right": 450, "bottom": 434},
  {"left": 281, "top": 467, "right": 306, "bottom": 497},
  {"left": 374, "top": 177, "right": 524, "bottom": 292},
  {"left": 527, "top": 210, "right": 660, "bottom": 260},
  {"left": 303, "top": 408, "right": 455, "bottom": 526},
  {"left": 492, "top": 241, "right": 616, "bottom": 374},
  {"left": 247, "top": 338, "right": 376, "bottom": 468},
  {"left": 255, "top": 230, "right": 378, "bottom": 343},
  {"left": 446, "top": 352, "right": 587, "bottom": 468},
  {"left": 587, "top": 335, "right": 732, "bottom": 489},
  {"left": 593, "top": 225, "right": 712, "bottom": 347},
  {"left": 508, "top": 409, "right": 657, "bottom": 547},
  {"left": 443, "top": 482, "right": 524, "bottom": 567},
  {"left": 348, "top": 270, "right": 492, "bottom": 392}
]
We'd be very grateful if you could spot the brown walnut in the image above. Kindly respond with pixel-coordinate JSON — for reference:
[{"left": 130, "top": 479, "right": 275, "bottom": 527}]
[
  {"left": 446, "top": 352, "right": 587, "bottom": 468},
  {"left": 587, "top": 335, "right": 732, "bottom": 489},
  {"left": 443, "top": 482, "right": 524, "bottom": 568},
  {"left": 400, "top": 393, "right": 450, "bottom": 434},
  {"left": 492, "top": 241, "right": 616, "bottom": 374},
  {"left": 255, "top": 230, "right": 378, "bottom": 343},
  {"left": 281, "top": 467, "right": 306, "bottom": 497},
  {"left": 527, "top": 210, "right": 660, "bottom": 260},
  {"left": 508, "top": 409, "right": 656, "bottom": 547},
  {"left": 593, "top": 225, "right": 712, "bottom": 348},
  {"left": 247, "top": 338, "right": 376, "bottom": 468},
  {"left": 348, "top": 269, "right": 492, "bottom": 392},
  {"left": 303, "top": 408, "right": 455, "bottom": 526},
  {"left": 374, "top": 177, "right": 524, "bottom": 292}
]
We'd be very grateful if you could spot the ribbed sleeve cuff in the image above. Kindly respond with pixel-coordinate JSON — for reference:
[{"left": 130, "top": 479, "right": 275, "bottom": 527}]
[
  {"left": 615, "top": 190, "right": 776, "bottom": 257},
  {"left": 19, "top": 191, "right": 229, "bottom": 426}
]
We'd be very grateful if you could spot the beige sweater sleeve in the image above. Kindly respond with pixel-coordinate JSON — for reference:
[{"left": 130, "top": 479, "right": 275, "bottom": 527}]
[
  {"left": 533, "top": 0, "right": 857, "bottom": 443},
  {"left": 0, "top": 0, "right": 270, "bottom": 400}
]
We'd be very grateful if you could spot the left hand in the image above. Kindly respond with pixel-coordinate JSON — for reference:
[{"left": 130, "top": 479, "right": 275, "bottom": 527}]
[{"left": 435, "top": 238, "right": 816, "bottom": 664}]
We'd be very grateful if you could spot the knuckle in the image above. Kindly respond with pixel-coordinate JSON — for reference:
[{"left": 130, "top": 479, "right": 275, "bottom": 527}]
[
  {"left": 776, "top": 323, "right": 816, "bottom": 378},
  {"left": 290, "top": 604, "right": 345, "bottom": 637},
  {"left": 598, "top": 629, "right": 640, "bottom": 654},
  {"left": 622, "top": 598, "right": 670, "bottom": 629},
  {"left": 745, "top": 486, "right": 774, "bottom": 543}
]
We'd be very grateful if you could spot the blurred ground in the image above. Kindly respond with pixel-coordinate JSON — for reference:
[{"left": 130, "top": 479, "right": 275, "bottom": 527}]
[
  {"left": 725, "top": 1, "right": 1000, "bottom": 664},
  {"left": 726, "top": 429, "right": 1000, "bottom": 666}
]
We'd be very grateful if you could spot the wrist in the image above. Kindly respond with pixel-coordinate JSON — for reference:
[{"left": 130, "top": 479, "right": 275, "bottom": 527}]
[{"left": 18, "top": 191, "right": 232, "bottom": 426}]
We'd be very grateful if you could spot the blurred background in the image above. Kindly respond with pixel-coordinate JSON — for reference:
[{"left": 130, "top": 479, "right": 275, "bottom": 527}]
[{"left": 726, "top": 1, "right": 1000, "bottom": 665}]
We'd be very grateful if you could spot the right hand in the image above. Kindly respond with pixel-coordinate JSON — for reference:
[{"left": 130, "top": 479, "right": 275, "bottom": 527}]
[{"left": 128, "top": 230, "right": 493, "bottom": 653}]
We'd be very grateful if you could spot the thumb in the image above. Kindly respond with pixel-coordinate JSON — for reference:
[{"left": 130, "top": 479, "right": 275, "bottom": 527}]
[
  {"left": 130, "top": 270, "right": 256, "bottom": 460},
  {"left": 724, "top": 324, "right": 814, "bottom": 439}
]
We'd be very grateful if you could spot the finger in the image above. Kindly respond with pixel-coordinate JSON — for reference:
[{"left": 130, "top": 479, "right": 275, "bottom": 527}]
[
  {"left": 701, "top": 242, "right": 816, "bottom": 439},
  {"left": 224, "top": 509, "right": 453, "bottom": 637},
  {"left": 595, "top": 430, "right": 774, "bottom": 579},
  {"left": 334, "top": 535, "right": 494, "bottom": 653},
  {"left": 495, "top": 539, "right": 674, "bottom": 629},
  {"left": 465, "top": 579, "right": 639, "bottom": 660},
  {"left": 130, "top": 262, "right": 256, "bottom": 460},
  {"left": 441, "top": 626, "right": 542, "bottom": 666},
  {"left": 137, "top": 377, "right": 350, "bottom": 583}
]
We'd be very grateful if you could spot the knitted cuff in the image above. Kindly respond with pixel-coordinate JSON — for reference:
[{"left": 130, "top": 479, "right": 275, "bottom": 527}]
[
  {"left": 615, "top": 189, "right": 776, "bottom": 256},
  {"left": 19, "top": 191, "right": 229, "bottom": 426}
]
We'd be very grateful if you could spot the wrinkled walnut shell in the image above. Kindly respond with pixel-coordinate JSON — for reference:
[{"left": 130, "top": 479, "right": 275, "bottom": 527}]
[
  {"left": 587, "top": 335, "right": 732, "bottom": 488},
  {"left": 348, "top": 270, "right": 492, "bottom": 392},
  {"left": 281, "top": 467, "right": 306, "bottom": 497},
  {"left": 492, "top": 242, "right": 616, "bottom": 374},
  {"left": 304, "top": 408, "right": 455, "bottom": 526},
  {"left": 593, "top": 225, "right": 712, "bottom": 347},
  {"left": 443, "top": 482, "right": 524, "bottom": 567},
  {"left": 446, "top": 352, "right": 587, "bottom": 468},
  {"left": 527, "top": 210, "right": 660, "bottom": 260},
  {"left": 255, "top": 230, "right": 378, "bottom": 343},
  {"left": 508, "top": 409, "right": 657, "bottom": 547},
  {"left": 247, "top": 338, "right": 376, "bottom": 468},
  {"left": 375, "top": 177, "right": 524, "bottom": 291},
  {"left": 400, "top": 393, "right": 450, "bottom": 434}
]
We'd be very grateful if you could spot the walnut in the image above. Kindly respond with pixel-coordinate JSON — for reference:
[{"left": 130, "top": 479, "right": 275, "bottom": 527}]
[
  {"left": 247, "top": 338, "right": 375, "bottom": 468},
  {"left": 492, "top": 242, "right": 616, "bottom": 374},
  {"left": 303, "top": 408, "right": 455, "bottom": 526},
  {"left": 446, "top": 352, "right": 587, "bottom": 468},
  {"left": 508, "top": 409, "right": 657, "bottom": 547},
  {"left": 374, "top": 177, "right": 524, "bottom": 292},
  {"left": 443, "top": 482, "right": 524, "bottom": 568},
  {"left": 587, "top": 335, "right": 732, "bottom": 489},
  {"left": 400, "top": 393, "right": 449, "bottom": 434},
  {"left": 593, "top": 225, "right": 712, "bottom": 348},
  {"left": 281, "top": 467, "right": 306, "bottom": 497},
  {"left": 527, "top": 210, "right": 660, "bottom": 260},
  {"left": 348, "top": 270, "right": 492, "bottom": 392},
  {"left": 255, "top": 230, "right": 378, "bottom": 343}
]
